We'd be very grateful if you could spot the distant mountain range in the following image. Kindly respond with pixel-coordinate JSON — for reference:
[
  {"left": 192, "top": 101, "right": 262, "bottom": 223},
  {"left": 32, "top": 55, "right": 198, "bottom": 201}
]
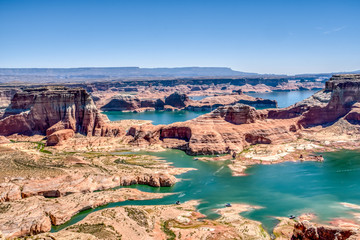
[
  {"left": 0, "top": 67, "right": 358, "bottom": 83},
  {"left": 0, "top": 67, "right": 260, "bottom": 78}
]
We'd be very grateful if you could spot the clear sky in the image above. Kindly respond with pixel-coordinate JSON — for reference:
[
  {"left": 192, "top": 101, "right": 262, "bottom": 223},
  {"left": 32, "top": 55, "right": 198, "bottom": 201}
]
[{"left": 0, "top": 0, "right": 359, "bottom": 75}]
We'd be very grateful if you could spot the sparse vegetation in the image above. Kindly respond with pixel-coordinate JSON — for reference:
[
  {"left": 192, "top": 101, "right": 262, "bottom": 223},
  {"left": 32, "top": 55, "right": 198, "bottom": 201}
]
[
  {"left": 161, "top": 220, "right": 176, "bottom": 240},
  {"left": 0, "top": 204, "right": 11, "bottom": 213},
  {"left": 124, "top": 207, "right": 149, "bottom": 227},
  {"left": 67, "top": 223, "right": 121, "bottom": 240}
]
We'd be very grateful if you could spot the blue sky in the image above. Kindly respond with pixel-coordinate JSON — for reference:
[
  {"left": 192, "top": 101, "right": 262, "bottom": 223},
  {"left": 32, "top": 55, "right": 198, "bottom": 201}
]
[{"left": 0, "top": 0, "right": 359, "bottom": 74}]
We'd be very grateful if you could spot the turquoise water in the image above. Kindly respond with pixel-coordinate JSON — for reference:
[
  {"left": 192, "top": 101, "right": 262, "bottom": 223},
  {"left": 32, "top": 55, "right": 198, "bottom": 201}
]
[
  {"left": 247, "top": 90, "right": 319, "bottom": 108},
  {"left": 105, "top": 110, "right": 209, "bottom": 125},
  {"left": 189, "top": 95, "right": 208, "bottom": 100},
  {"left": 52, "top": 149, "right": 360, "bottom": 233}
]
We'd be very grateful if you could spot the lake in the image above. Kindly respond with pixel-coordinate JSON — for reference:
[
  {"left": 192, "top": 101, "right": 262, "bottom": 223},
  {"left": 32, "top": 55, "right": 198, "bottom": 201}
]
[{"left": 247, "top": 90, "right": 319, "bottom": 108}]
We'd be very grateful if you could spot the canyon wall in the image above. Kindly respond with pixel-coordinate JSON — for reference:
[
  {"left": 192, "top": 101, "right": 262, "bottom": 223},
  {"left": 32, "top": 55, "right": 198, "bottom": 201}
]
[{"left": 0, "top": 87, "right": 124, "bottom": 137}]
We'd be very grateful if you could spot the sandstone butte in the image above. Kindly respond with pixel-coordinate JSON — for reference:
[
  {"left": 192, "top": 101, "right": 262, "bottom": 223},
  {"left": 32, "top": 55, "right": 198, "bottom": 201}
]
[
  {"left": 125, "top": 74, "right": 360, "bottom": 156},
  {"left": 0, "top": 86, "right": 124, "bottom": 145}
]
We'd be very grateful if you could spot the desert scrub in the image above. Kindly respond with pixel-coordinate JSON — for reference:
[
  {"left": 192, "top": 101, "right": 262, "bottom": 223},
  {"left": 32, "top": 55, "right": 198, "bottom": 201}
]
[
  {"left": 101, "top": 209, "right": 116, "bottom": 219},
  {"left": 124, "top": 207, "right": 149, "bottom": 227},
  {"left": 67, "top": 223, "right": 121, "bottom": 240},
  {"left": 259, "top": 225, "right": 269, "bottom": 238},
  {"left": 161, "top": 220, "right": 176, "bottom": 240},
  {"left": 0, "top": 204, "right": 11, "bottom": 213}
]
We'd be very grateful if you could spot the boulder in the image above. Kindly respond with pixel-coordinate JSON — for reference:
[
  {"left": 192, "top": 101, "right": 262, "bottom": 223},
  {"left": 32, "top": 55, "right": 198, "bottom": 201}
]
[{"left": 46, "top": 129, "right": 75, "bottom": 146}]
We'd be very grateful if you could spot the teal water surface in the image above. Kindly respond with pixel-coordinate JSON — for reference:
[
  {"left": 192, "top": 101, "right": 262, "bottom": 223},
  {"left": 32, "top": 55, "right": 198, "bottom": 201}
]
[
  {"left": 52, "top": 149, "right": 360, "bottom": 233},
  {"left": 105, "top": 110, "right": 209, "bottom": 125},
  {"left": 247, "top": 90, "right": 319, "bottom": 108}
]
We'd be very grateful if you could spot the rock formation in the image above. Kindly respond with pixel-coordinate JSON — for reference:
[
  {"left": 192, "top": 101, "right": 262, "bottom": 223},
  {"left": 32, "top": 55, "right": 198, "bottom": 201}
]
[
  {"left": 46, "top": 129, "right": 75, "bottom": 146},
  {"left": 0, "top": 88, "right": 18, "bottom": 109},
  {"left": 101, "top": 95, "right": 142, "bottom": 111},
  {"left": 164, "top": 92, "right": 190, "bottom": 108},
  {"left": 0, "top": 86, "right": 124, "bottom": 138},
  {"left": 125, "top": 74, "right": 360, "bottom": 155},
  {"left": 291, "top": 221, "right": 359, "bottom": 240}
]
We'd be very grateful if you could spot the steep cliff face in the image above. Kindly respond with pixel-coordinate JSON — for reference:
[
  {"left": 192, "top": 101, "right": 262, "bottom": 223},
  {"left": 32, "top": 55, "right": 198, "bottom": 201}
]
[
  {"left": 0, "top": 87, "right": 124, "bottom": 137},
  {"left": 0, "top": 88, "right": 18, "bottom": 109},
  {"left": 299, "top": 74, "right": 360, "bottom": 127}
]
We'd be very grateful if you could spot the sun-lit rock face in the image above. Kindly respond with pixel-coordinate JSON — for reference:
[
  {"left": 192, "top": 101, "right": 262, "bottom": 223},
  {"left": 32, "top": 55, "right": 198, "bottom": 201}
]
[
  {"left": 0, "top": 86, "right": 124, "bottom": 137},
  {"left": 0, "top": 88, "right": 18, "bottom": 109},
  {"left": 299, "top": 74, "right": 360, "bottom": 127},
  {"left": 210, "top": 104, "right": 266, "bottom": 125}
]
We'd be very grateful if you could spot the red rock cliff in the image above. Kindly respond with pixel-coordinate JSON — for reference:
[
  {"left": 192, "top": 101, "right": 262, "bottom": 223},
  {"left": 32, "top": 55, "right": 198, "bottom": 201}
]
[{"left": 0, "top": 86, "right": 123, "bottom": 137}]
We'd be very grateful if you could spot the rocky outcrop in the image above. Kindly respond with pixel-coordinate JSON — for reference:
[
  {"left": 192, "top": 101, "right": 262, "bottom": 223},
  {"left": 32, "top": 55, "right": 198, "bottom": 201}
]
[
  {"left": 0, "top": 86, "right": 124, "bottom": 138},
  {"left": 101, "top": 95, "right": 141, "bottom": 111},
  {"left": 46, "top": 129, "right": 75, "bottom": 146},
  {"left": 299, "top": 74, "right": 360, "bottom": 127},
  {"left": 291, "top": 221, "right": 359, "bottom": 240},
  {"left": 213, "top": 104, "right": 266, "bottom": 124},
  {"left": 0, "top": 88, "right": 18, "bottom": 109},
  {"left": 345, "top": 103, "right": 360, "bottom": 123},
  {"left": 164, "top": 92, "right": 190, "bottom": 108},
  {"left": 101, "top": 95, "right": 165, "bottom": 111}
]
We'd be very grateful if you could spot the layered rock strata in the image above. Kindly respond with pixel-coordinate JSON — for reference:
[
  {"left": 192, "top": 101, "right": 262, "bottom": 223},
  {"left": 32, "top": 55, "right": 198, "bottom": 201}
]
[{"left": 0, "top": 86, "right": 124, "bottom": 138}]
